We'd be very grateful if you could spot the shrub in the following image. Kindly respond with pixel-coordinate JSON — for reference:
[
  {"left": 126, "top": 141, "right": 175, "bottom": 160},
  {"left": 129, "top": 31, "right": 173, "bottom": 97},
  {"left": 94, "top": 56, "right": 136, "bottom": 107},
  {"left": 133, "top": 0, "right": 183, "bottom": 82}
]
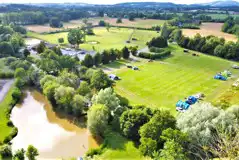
[
  {"left": 138, "top": 51, "right": 171, "bottom": 60},
  {"left": 7, "top": 120, "right": 13, "bottom": 127},
  {"left": 149, "top": 47, "right": 164, "bottom": 53},
  {"left": 3, "top": 135, "right": 11, "bottom": 144},
  {"left": 12, "top": 87, "right": 22, "bottom": 102},
  {"left": 0, "top": 71, "right": 14, "bottom": 79},
  {"left": 147, "top": 36, "right": 168, "bottom": 48},
  {"left": 0, "top": 145, "right": 12, "bottom": 158}
]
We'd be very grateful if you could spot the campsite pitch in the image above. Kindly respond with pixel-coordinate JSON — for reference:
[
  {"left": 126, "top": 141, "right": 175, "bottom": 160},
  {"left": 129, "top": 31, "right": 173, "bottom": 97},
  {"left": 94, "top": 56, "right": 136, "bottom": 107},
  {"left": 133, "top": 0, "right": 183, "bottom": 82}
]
[{"left": 112, "top": 45, "right": 239, "bottom": 115}]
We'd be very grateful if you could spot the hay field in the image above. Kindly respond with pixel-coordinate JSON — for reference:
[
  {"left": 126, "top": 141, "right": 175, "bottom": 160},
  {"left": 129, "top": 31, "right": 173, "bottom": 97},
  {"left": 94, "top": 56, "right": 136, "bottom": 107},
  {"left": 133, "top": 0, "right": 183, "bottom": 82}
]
[{"left": 183, "top": 23, "right": 238, "bottom": 42}]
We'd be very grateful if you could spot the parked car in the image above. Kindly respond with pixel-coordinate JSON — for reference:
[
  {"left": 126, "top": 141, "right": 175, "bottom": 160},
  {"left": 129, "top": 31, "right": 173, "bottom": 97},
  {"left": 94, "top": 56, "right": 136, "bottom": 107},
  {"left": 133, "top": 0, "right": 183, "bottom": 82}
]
[
  {"left": 132, "top": 66, "right": 139, "bottom": 70},
  {"left": 232, "top": 64, "right": 239, "bottom": 69}
]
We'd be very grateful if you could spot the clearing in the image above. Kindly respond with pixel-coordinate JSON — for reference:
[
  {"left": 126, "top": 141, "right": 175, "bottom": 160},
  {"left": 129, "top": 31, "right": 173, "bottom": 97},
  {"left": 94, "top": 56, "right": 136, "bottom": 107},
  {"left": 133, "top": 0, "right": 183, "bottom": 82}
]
[
  {"left": 183, "top": 23, "right": 238, "bottom": 42},
  {"left": 27, "top": 27, "right": 159, "bottom": 51},
  {"left": 110, "top": 45, "right": 239, "bottom": 115}
]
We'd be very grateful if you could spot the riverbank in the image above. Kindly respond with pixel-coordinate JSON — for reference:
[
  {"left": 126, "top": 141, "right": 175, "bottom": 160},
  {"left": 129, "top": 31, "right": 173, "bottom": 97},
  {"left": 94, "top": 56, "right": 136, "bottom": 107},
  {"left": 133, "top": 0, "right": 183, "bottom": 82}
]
[{"left": 0, "top": 83, "right": 15, "bottom": 143}]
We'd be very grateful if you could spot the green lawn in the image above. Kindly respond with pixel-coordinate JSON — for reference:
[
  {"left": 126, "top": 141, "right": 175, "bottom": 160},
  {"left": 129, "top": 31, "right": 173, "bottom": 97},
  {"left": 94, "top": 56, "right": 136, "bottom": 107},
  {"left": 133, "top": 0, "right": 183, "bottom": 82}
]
[
  {"left": 27, "top": 27, "right": 159, "bottom": 52},
  {"left": 203, "top": 13, "right": 239, "bottom": 20},
  {"left": 111, "top": 45, "right": 239, "bottom": 115},
  {"left": 0, "top": 84, "right": 14, "bottom": 143}
]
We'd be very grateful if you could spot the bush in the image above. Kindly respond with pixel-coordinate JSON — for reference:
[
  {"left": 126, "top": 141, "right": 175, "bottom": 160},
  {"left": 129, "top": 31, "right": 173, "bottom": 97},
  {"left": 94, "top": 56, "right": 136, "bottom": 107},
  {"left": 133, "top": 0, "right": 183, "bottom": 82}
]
[
  {"left": 0, "top": 71, "right": 14, "bottom": 79},
  {"left": 3, "top": 135, "right": 11, "bottom": 144},
  {"left": 7, "top": 120, "right": 13, "bottom": 127},
  {"left": 12, "top": 87, "right": 22, "bottom": 102},
  {"left": 147, "top": 36, "right": 168, "bottom": 48},
  {"left": 149, "top": 47, "right": 164, "bottom": 53},
  {"left": 138, "top": 51, "right": 171, "bottom": 60},
  {"left": 0, "top": 145, "right": 12, "bottom": 158}
]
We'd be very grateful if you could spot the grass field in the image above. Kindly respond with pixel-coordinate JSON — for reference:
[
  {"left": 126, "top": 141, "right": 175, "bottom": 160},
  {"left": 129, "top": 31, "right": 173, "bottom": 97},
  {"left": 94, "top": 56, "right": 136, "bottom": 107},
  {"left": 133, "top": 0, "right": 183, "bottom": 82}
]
[
  {"left": 183, "top": 23, "right": 238, "bottom": 42},
  {"left": 110, "top": 45, "right": 239, "bottom": 115},
  {"left": 0, "top": 84, "right": 14, "bottom": 143},
  {"left": 25, "top": 18, "right": 165, "bottom": 33},
  {"left": 203, "top": 13, "right": 239, "bottom": 20},
  {"left": 27, "top": 27, "right": 159, "bottom": 51}
]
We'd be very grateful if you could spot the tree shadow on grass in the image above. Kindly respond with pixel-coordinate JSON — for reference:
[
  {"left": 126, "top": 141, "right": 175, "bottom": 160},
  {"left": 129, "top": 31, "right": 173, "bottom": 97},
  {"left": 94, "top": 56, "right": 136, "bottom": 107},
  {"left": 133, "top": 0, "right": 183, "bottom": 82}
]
[{"left": 103, "top": 129, "right": 128, "bottom": 150}]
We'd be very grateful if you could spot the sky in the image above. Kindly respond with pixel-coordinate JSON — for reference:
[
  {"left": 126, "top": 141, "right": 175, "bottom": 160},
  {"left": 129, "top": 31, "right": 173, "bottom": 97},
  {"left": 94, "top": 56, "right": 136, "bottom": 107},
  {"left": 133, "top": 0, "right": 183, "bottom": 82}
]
[{"left": 0, "top": 0, "right": 238, "bottom": 5}]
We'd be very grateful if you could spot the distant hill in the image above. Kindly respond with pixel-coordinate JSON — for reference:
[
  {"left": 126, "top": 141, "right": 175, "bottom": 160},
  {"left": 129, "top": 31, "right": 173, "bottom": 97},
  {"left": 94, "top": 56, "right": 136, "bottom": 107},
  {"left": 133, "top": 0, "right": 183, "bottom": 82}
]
[
  {"left": 202, "top": 0, "right": 239, "bottom": 7},
  {"left": 114, "top": 2, "right": 180, "bottom": 8}
]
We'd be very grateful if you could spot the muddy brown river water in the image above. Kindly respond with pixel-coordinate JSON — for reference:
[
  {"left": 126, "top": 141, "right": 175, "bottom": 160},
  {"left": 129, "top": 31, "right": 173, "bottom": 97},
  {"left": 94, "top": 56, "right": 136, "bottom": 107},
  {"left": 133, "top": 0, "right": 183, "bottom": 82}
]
[{"left": 10, "top": 90, "right": 99, "bottom": 159}]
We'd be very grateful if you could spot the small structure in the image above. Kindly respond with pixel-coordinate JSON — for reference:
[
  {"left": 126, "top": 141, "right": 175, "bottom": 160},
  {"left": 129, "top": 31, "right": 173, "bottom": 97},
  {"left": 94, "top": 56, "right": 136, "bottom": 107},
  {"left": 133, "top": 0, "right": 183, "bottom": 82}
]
[
  {"left": 109, "top": 74, "right": 120, "bottom": 80},
  {"left": 214, "top": 74, "right": 227, "bottom": 81}
]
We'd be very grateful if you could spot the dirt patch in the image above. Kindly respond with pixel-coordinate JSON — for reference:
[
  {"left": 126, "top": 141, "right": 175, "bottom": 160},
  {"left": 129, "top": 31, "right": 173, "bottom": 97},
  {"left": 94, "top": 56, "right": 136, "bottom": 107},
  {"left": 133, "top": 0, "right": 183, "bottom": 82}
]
[{"left": 183, "top": 23, "right": 238, "bottom": 42}]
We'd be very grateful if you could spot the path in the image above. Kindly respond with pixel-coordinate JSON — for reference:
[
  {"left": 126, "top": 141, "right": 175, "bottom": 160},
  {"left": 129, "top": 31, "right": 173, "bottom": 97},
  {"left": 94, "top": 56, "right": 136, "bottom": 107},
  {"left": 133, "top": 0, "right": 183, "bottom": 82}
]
[{"left": 0, "top": 79, "right": 14, "bottom": 103}]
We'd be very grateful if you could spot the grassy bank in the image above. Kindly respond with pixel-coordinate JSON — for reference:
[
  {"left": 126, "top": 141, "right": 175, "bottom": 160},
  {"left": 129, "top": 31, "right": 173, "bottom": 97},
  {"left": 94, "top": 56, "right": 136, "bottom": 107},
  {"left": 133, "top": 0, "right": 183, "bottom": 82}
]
[{"left": 0, "top": 85, "right": 15, "bottom": 143}]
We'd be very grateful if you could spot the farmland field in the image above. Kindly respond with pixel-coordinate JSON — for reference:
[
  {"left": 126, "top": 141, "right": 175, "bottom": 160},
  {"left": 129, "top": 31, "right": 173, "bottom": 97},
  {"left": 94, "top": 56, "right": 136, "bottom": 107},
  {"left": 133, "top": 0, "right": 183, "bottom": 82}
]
[
  {"left": 183, "top": 23, "right": 238, "bottom": 42},
  {"left": 27, "top": 27, "right": 159, "bottom": 51},
  {"left": 24, "top": 18, "right": 165, "bottom": 33},
  {"left": 110, "top": 45, "right": 239, "bottom": 115}
]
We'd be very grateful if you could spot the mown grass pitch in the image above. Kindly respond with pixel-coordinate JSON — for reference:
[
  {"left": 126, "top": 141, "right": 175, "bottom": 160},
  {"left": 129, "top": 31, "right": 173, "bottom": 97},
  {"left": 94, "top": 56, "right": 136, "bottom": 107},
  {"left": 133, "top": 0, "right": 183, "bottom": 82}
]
[
  {"left": 112, "top": 45, "right": 239, "bottom": 115},
  {"left": 27, "top": 27, "right": 159, "bottom": 51}
]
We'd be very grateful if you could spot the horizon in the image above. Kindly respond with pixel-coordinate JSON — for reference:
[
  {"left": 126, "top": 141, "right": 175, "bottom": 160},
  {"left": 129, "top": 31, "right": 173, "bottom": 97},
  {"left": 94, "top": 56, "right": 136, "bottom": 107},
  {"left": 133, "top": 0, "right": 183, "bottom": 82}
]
[{"left": 1, "top": 0, "right": 239, "bottom": 5}]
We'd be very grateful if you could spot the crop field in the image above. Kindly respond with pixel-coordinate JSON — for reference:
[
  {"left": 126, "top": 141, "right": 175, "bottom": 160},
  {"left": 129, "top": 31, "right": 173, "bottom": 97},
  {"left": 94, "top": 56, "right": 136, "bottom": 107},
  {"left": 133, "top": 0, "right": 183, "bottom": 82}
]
[
  {"left": 27, "top": 27, "right": 159, "bottom": 51},
  {"left": 183, "top": 23, "right": 238, "bottom": 42},
  {"left": 111, "top": 45, "right": 239, "bottom": 115},
  {"left": 24, "top": 18, "right": 165, "bottom": 33}
]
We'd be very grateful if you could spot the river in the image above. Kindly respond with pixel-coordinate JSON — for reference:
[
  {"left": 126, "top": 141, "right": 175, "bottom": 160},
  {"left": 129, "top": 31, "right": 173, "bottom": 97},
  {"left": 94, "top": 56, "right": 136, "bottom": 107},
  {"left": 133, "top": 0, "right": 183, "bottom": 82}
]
[{"left": 10, "top": 90, "right": 99, "bottom": 159}]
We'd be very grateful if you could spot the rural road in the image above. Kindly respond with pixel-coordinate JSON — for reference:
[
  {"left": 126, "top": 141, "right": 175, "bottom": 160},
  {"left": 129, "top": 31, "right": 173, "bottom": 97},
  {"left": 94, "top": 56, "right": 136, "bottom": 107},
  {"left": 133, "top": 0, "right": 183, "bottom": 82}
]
[{"left": 0, "top": 79, "right": 14, "bottom": 103}]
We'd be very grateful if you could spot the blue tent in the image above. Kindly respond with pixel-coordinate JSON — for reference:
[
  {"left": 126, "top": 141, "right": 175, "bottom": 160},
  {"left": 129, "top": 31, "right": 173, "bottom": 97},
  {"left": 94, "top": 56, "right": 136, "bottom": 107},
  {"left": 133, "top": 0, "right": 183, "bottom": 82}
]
[
  {"left": 186, "top": 96, "right": 198, "bottom": 105},
  {"left": 176, "top": 100, "right": 190, "bottom": 110},
  {"left": 214, "top": 74, "right": 227, "bottom": 81}
]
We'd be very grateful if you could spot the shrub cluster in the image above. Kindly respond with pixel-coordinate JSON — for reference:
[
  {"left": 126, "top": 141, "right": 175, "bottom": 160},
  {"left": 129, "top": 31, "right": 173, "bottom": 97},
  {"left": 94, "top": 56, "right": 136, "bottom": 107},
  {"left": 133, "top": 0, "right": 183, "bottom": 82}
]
[
  {"left": 138, "top": 50, "right": 171, "bottom": 60},
  {"left": 0, "top": 71, "right": 14, "bottom": 78}
]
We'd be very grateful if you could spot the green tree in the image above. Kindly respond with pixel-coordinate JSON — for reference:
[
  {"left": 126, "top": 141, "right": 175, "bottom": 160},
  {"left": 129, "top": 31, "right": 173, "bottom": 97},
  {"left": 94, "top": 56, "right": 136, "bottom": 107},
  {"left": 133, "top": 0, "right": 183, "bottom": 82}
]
[
  {"left": 139, "top": 110, "right": 176, "bottom": 143},
  {"left": 68, "top": 29, "right": 85, "bottom": 48},
  {"left": 23, "top": 48, "right": 30, "bottom": 57},
  {"left": 0, "top": 42, "right": 14, "bottom": 58},
  {"left": 87, "top": 104, "right": 109, "bottom": 137},
  {"left": 116, "top": 18, "right": 122, "bottom": 23},
  {"left": 0, "top": 145, "right": 12, "bottom": 158},
  {"left": 129, "top": 46, "right": 138, "bottom": 56},
  {"left": 57, "top": 70, "right": 78, "bottom": 88},
  {"left": 13, "top": 148, "right": 25, "bottom": 160},
  {"left": 58, "top": 38, "right": 64, "bottom": 44},
  {"left": 122, "top": 46, "right": 130, "bottom": 59},
  {"left": 139, "top": 138, "right": 157, "bottom": 157},
  {"left": 54, "top": 85, "right": 75, "bottom": 113},
  {"left": 101, "top": 50, "right": 110, "bottom": 64},
  {"left": 77, "top": 81, "right": 91, "bottom": 96},
  {"left": 36, "top": 41, "right": 46, "bottom": 54},
  {"left": 82, "top": 54, "right": 94, "bottom": 68},
  {"left": 50, "top": 17, "right": 63, "bottom": 28},
  {"left": 26, "top": 145, "right": 38, "bottom": 160},
  {"left": 120, "top": 109, "right": 150, "bottom": 141},
  {"left": 93, "top": 52, "right": 102, "bottom": 66},
  {"left": 106, "top": 23, "right": 110, "bottom": 32},
  {"left": 43, "top": 81, "right": 60, "bottom": 103},
  {"left": 91, "top": 70, "right": 112, "bottom": 90},
  {"left": 98, "top": 20, "right": 106, "bottom": 26},
  {"left": 159, "top": 140, "right": 188, "bottom": 160},
  {"left": 92, "top": 87, "right": 120, "bottom": 112},
  {"left": 147, "top": 36, "right": 168, "bottom": 48},
  {"left": 72, "top": 94, "right": 86, "bottom": 116},
  {"left": 161, "top": 23, "right": 170, "bottom": 39}
]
